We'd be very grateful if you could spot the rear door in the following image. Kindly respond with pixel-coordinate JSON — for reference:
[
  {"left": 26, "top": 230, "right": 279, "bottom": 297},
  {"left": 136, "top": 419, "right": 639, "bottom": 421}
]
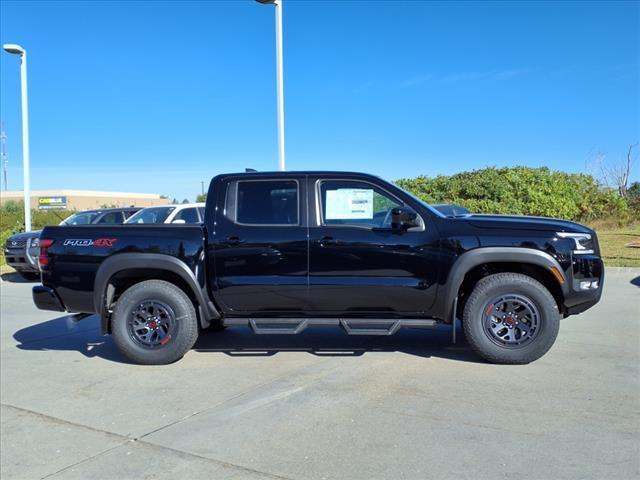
[
  {"left": 307, "top": 175, "right": 440, "bottom": 315},
  {"left": 210, "top": 176, "right": 309, "bottom": 314}
]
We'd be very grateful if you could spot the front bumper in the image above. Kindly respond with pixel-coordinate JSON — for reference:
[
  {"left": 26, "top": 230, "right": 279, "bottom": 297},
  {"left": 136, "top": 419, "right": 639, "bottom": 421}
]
[
  {"left": 4, "top": 246, "right": 40, "bottom": 272},
  {"left": 32, "top": 285, "right": 66, "bottom": 312},
  {"left": 563, "top": 254, "right": 604, "bottom": 315}
]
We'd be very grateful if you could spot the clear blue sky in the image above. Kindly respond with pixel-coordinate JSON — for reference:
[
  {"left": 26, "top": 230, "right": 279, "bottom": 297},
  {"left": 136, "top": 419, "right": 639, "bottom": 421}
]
[{"left": 1, "top": 0, "right": 638, "bottom": 201}]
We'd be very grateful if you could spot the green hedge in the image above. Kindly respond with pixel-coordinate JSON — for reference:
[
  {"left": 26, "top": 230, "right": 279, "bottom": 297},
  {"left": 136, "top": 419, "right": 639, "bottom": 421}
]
[{"left": 396, "top": 166, "right": 632, "bottom": 223}]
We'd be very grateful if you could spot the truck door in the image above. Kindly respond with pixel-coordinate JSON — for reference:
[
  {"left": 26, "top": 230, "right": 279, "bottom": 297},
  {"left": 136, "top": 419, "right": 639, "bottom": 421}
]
[
  {"left": 307, "top": 176, "right": 440, "bottom": 315},
  {"left": 210, "top": 176, "right": 309, "bottom": 314}
]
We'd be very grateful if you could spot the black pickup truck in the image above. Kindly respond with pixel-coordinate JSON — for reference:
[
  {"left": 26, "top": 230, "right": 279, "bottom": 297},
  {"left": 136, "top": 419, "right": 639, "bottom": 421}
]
[{"left": 32, "top": 171, "right": 604, "bottom": 365}]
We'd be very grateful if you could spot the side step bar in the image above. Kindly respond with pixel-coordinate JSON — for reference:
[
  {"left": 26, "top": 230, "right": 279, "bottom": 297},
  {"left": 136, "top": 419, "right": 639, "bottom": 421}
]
[{"left": 224, "top": 318, "right": 438, "bottom": 335}]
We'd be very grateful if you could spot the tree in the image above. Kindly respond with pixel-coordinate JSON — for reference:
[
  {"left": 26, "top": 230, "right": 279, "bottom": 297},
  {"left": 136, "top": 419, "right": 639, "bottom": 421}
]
[
  {"left": 598, "top": 143, "right": 637, "bottom": 197},
  {"left": 196, "top": 193, "right": 207, "bottom": 202},
  {"left": 171, "top": 198, "right": 178, "bottom": 205},
  {"left": 181, "top": 198, "right": 190, "bottom": 204},
  {"left": 627, "top": 181, "right": 640, "bottom": 212}
]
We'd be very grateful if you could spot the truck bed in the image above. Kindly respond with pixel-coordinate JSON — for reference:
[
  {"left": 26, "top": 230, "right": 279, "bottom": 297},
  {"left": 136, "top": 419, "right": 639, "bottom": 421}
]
[{"left": 39, "top": 224, "right": 206, "bottom": 313}]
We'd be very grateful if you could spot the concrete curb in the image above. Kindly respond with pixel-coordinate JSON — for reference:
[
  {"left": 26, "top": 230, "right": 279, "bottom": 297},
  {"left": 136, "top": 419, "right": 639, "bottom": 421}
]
[{"left": 605, "top": 266, "right": 640, "bottom": 274}]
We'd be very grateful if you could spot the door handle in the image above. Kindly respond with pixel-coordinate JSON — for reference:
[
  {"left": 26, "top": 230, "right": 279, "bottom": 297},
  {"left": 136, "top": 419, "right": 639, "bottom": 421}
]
[
  {"left": 225, "top": 236, "right": 243, "bottom": 246},
  {"left": 319, "top": 236, "right": 338, "bottom": 246}
]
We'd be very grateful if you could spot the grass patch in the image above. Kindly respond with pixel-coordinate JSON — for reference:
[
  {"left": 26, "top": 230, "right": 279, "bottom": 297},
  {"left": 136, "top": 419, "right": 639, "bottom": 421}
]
[
  {"left": 590, "top": 222, "right": 640, "bottom": 267},
  {"left": 0, "top": 264, "right": 15, "bottom": 275}
]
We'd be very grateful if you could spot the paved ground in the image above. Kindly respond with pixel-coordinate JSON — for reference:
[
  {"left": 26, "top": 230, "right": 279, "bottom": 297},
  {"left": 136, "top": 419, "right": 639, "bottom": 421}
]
[{"left": 1, "top": 269, "right": 639, "bottom": 480}]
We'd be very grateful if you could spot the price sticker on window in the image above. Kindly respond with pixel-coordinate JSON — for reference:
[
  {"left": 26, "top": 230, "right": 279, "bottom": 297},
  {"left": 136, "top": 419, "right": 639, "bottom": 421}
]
[{"left": 325, "top": 189, "right": 374, "bottom": 219}]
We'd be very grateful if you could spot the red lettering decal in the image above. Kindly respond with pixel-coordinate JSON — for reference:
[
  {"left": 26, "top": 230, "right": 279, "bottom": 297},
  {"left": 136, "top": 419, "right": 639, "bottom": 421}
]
[{"left": 94, "top": 238, "right": 118, "bottom": 247}]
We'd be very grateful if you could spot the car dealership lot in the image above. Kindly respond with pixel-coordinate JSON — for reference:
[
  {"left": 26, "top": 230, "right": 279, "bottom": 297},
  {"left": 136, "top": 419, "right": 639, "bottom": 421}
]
[{"left": 1, "top": 269, "right": 639, "bottom": 480}]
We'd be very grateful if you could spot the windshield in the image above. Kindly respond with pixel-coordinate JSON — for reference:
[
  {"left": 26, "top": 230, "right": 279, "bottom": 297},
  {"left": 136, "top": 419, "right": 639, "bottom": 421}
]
[
  {"left": 393, "top": 185, "right": 446, "bottom": 218},
  {"left": 125, "top": 206, "right": 176, "bottom": 224},
  {"left": 60, "top": 212, "right": 100, "bottom": 225}
]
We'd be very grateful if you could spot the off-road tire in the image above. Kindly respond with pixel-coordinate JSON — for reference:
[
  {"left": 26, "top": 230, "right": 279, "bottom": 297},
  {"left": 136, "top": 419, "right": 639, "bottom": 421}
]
[
  {"left": 112, "top": 280, "right": 199, "bottom": 365},
  {"left": 463, "top": 273, "right": 560, "bottom": 364}
]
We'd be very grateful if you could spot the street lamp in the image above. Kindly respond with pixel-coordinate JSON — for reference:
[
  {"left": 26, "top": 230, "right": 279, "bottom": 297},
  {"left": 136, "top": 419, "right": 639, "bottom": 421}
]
[
  {"left": 256, "top": 0, "right": 286, "bottom": 171},
  {"left": 3, "top": 43, "right": 32, "bottom": 231}
]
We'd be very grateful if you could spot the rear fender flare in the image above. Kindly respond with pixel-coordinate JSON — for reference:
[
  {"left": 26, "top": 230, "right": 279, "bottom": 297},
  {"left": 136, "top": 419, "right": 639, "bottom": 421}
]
[{"left": 94, "top": 253, "right": 220, "bottom": 334}]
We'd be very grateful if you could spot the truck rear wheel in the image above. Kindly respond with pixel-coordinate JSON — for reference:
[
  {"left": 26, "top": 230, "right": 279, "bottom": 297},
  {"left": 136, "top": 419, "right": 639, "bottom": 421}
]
[
  {"left": 462, "top": 273, "right": 560, "bottom": 364},
  {"left": 111, "top": 280, "right": 199, "bottom": 365}
]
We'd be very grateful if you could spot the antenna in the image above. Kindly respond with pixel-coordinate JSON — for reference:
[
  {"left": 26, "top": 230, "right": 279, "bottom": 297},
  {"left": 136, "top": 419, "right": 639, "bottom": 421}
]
[{"left": 0, "top": 122, "right": 7, "bottom": 191}]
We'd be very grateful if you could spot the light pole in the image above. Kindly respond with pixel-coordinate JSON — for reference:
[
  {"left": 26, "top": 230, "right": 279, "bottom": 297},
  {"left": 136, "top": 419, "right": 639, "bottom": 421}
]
[
  {"left": 3, "top": 43, "right": 32, "bottom": 231},
  {"left": 256, "top": 0, "right": 286, "bottom": 171}
]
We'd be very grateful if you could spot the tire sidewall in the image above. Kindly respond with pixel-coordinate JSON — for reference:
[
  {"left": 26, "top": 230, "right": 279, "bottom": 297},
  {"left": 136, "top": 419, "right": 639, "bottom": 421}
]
[
  {"left": 464, "top": 274, "right": 560, "bottom": 364},
  {"left": 112, "top": 281, "right": 197, "bottom": 365}
]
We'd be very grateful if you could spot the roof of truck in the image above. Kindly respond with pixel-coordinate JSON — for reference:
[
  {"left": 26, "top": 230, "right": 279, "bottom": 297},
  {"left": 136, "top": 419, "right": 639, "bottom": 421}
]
[{"left": 216, "top": 171, "right": 380, "bottom": 179}]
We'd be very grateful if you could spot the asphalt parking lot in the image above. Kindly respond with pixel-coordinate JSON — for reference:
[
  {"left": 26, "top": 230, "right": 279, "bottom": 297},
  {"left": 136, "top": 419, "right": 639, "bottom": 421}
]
[{"left": 1, "top": 269, "right": 639, "bottom": 480}]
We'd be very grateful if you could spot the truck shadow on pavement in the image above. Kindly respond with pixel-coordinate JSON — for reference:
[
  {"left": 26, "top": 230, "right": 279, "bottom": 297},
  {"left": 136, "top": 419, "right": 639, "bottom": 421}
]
[
  {"left": 14, "top": 314, "right": 481, "bottom": 364},
  {"left": 1, "top": 272, "right": 38, "bottom": 283}
]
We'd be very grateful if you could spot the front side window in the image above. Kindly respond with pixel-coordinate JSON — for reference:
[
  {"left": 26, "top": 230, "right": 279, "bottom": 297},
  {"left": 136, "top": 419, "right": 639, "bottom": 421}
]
[
  {"left": 319, "top": 181, "right": 401, "bottom": 228},
  {"left": 125, "top": 206, "right": 176, "bottom": 224},
  {"left": 173, "top": 207, "right": 200, "bottom": 224},
  {"left": 232, "top": 180, "right": 298, "bottom": 225},
  {"left": 61, "top": 212, "right": 100, "bottom": 225}
]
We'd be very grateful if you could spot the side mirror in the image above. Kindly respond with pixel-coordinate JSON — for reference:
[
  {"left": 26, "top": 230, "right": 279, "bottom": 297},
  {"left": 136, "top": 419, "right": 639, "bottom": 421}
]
[
  {"left": 391, "top": 206, "right": 420, "bottom": 231},
  {"left": 172, "top": 219, "right": 186, "bottom": 224}
]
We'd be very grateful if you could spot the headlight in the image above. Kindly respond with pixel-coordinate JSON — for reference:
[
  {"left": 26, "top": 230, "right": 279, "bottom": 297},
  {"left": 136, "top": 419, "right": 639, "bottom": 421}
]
[
  {"left": 30, "top": 238, "right": 40, "bottom": 248},
  {"left": 557, "top": 232, "right": 594, "bottom": 254}
]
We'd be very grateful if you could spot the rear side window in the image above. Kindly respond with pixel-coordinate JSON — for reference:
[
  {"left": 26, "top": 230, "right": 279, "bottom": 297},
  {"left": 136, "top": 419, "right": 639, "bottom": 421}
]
[
  {"left": 97, "top": 212, "right": 124, "bottom": 224},
  {"left": 228, "top": 180, "right": 298, "bottom": 225},
  {"left": 173, "top": 207, "right": 200, "bottom": 224}
]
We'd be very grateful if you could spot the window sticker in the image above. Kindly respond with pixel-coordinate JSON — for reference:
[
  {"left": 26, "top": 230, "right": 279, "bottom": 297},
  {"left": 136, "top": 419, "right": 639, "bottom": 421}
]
[{"left": 325, "top": 188, "right": 374, "bottom": 219}]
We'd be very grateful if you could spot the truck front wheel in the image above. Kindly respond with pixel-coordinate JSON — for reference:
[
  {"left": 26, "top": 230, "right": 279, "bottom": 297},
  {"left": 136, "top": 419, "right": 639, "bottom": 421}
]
[
  {"left": 111, "top": 280, "right": 199, "bottom": 365},
  {"left": 462, "top": 273, "right": 560, "bottom": 364}
]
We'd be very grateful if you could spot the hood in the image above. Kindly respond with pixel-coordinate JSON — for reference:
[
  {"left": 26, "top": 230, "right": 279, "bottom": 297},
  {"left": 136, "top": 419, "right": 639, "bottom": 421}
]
[
  {"left": 7, "top": 230, "right": 43, "bottom": 241},
  {"left": 465, "top": 214, "right": 592, "bottom": 233}
]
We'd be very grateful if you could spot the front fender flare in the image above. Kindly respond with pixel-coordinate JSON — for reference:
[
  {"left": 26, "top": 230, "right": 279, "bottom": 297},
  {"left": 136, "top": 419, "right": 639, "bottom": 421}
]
[{"left": 437, "top": 247, "right": 569, "bottom": 323}]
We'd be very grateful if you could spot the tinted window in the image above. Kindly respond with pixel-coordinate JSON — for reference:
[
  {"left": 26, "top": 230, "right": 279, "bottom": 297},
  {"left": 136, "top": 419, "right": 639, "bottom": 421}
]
[
  {"left": 197, "top": 207, "right": 205, "bottom": 221},
  {"left": 234, "top": 180, "right": 298, "bottom": 225},
  {"left": 126, "top": 207, "right": 176, "bottom": 224},
  {"left": 97, "top": 212, "right": 123, "bottom": 224},
  {"left": 61, "top": 212, "right": 100, "bottom": 225},
  {"left": 173, "top": 208, "right": 200, "bottom": 224},
  {"left": 319, "top": 181, "right": 401, "bottom": 228}
]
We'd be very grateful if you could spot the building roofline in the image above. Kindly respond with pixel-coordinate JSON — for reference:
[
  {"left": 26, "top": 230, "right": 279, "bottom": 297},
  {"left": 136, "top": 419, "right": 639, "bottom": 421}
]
[{"left": 0, "top": 190, "right": 164, "bottom": 199}]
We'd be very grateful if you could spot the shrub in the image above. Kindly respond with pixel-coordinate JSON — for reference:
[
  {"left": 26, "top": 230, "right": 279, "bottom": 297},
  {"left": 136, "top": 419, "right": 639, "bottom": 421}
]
[{"left": 395, "top": 166, "right": 631, "bottom": 223}]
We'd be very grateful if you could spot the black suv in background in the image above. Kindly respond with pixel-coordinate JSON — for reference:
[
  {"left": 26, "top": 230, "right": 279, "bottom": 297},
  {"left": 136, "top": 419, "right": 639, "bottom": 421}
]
[{"left": 4, "top": 207, "right": 140, "bottom": 279}]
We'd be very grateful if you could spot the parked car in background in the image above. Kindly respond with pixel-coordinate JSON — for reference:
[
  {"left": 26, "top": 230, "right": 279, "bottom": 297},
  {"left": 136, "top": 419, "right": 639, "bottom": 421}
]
[
  {"left": 3, "top": 207, "right": 140, "bottom": 279},
  {"left": 432, "top": 204, "right": 471, "bottom": 217},
  {"left": 124, "top": 203, "right": 205, "bottom": 225}
]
